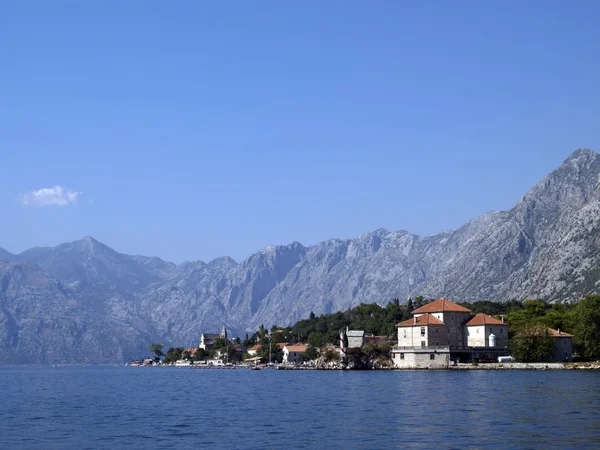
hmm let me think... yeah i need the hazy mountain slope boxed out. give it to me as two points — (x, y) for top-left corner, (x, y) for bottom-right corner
(414, 149), (600, 301)
(1, 148), (599, 362)
(0, 248), (15, 261)
(0, 261), (152, 363)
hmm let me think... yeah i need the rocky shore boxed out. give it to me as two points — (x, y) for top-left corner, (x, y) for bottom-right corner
(285, 360), (600, 370)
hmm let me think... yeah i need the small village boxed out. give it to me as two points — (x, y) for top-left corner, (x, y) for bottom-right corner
(131, 297), (582, 370)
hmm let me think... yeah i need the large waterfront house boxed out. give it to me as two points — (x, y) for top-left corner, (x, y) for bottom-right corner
(392, 298), (509, 368)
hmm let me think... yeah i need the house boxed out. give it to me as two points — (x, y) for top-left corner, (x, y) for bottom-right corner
(347, 330), (366, 348)
(392, 298), (509, 368)
(199, 326), (227, 351)
(247, 344), (261, 356)
(465, 313), (508, 348)
(393, 313), (450, 368)
(283, 344), (308, 363)
(548, 328), (573, 362)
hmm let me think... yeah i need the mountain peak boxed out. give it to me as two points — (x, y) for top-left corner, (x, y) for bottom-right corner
(564, 148), (599, 167)
(69, 236), (112, 256)
(568, 148), (597, 158)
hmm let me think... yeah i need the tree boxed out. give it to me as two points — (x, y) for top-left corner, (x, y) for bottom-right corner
(572, 295), (600, 359)
(407, 298), (414, 312)
(164, 347), (184, 364)
(149, 343), (164, 359)
(194, 348), (208, 361)
(509, 325), (555, 362)
(257, 340), (283, 363)
(299, 345), (318, 362)
(323, 349), (340, 363)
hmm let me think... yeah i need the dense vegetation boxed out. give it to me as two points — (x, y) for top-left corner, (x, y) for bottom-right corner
(152, 295), (600, 364)
(461, 296), (600, 361)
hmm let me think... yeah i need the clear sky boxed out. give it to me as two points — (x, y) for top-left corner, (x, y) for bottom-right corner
(1, 1), (599, 263)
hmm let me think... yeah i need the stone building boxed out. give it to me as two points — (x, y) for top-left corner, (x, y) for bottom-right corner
(392, 298), (509, 368)
(346, 330), (367, 348)
(548, 328), (573, 362)
(465, 313), (508, 348)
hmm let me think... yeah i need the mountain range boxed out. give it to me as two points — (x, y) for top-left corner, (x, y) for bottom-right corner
(1, 148), (599, 363)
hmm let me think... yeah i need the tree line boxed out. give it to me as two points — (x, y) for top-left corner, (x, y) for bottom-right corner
(149, 295), (600, 364)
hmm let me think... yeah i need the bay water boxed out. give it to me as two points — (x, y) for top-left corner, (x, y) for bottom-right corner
(1, 366), (599, 449)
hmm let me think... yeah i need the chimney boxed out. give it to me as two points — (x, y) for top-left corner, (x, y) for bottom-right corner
(414, 317), (417, 325)
(558, 329), (561, 335)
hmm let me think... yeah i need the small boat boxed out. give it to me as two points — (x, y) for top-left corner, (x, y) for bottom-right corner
(250, 365), (261, 371)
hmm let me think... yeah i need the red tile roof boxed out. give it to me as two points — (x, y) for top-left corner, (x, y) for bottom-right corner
(277, 342), (288, 349)
(367, 336), (389, 343)
(396, 313), (445, 327)
(248, 345), (262, 351)
(412, 298), (472, 314)
(548, 328), (573, 338)
(465, 313), (505, 326)
(284, 344), (308, 352)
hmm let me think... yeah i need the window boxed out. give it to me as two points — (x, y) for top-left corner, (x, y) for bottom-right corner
(564, 340), (568, 347)
(436, 328), (439, 334)
(421, 327), (426, 337)
(435, 341), (439, 347)
(500, 328), (504, 334)
(476, 328), (479, 334)
(400, 353), (404, 360)
(430, 354), (435, 360)
(421, 341), (425, 347)
(403, 329), (407, 338)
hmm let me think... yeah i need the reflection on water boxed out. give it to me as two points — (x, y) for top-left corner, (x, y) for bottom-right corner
(1, 367), (600, 449)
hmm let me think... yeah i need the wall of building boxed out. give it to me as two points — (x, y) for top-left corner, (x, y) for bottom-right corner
(392, 350), (450, 369)
(466, 325), (508, 348)
(552, 337), (572, 362)
(284, 350), (303, 363)
(347, 335), (365, 348)
(398, 325), (444, 347)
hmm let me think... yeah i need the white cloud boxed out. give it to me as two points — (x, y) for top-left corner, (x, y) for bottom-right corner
(21, 186), (83, 207)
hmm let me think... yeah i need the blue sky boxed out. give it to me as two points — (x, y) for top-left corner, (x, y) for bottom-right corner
(1, 1), (599, 263)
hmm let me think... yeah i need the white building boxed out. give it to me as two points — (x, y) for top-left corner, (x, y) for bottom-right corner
(283, 344), (308, 363)
(465, 313), (508, 348)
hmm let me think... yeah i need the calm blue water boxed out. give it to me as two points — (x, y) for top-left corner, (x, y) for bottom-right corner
(1, 366), (599, 449)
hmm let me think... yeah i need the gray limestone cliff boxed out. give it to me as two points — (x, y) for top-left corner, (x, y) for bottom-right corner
(1, 148), (599, 363)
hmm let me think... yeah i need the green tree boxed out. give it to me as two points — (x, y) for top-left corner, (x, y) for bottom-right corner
(149, 343), (164, 359)
(572, 295), (600, 359)
(163, 347), (184, 364)
(299, 345), (319, 362)
(323, 348), (340, 363)
(257, 340), (283, 363)
(509, 325), (555, 362)
(194, 348), (208, 361)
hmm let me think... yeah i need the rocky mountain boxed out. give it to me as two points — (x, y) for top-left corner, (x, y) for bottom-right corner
(1, 148), (599, 363)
